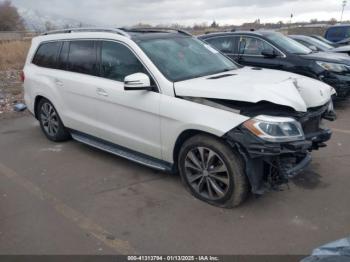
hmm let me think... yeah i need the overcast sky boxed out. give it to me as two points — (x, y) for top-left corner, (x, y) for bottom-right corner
(10, 0), (350, 26)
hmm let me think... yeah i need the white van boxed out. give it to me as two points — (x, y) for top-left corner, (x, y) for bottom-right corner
(23, 28), (336, 207)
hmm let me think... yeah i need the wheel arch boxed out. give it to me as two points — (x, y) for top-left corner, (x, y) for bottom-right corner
(34, 95), (59, 120)
(34, 95), (46, 119)
(172, 129), (226, 171)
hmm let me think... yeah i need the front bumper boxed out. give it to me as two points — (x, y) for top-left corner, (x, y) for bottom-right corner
(321, 73), (350, 97)
(224, 126), (332, 194)
(283, 153), (312, 178)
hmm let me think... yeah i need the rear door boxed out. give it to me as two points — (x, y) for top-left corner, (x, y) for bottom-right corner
(55, 40), (101, 135)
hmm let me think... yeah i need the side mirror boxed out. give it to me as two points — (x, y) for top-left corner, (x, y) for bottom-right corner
(261, 49), (278, 58)
(309, 45), (318, 52)
(124, 73), (151, 91)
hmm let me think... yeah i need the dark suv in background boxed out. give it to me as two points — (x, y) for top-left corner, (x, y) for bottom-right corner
(325, 24), (350, 43)
(199, 31), (350, 97)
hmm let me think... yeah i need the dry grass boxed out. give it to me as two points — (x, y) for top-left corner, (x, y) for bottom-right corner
(0, 40), (30, 70)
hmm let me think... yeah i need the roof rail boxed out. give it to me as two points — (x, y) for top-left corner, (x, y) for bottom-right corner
(41, 28), (130, 38)
(120, 27), (192, 36)
(204, 30), (233, 35)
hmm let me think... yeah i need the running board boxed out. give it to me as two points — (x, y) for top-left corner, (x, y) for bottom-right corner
(71, 131), (173, 172)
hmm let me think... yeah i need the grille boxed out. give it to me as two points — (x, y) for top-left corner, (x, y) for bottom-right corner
(302, 116), (321, 135)
(300, 103), (329, 136)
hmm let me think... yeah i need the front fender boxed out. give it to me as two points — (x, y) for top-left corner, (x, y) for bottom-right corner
(159, 95), (249, 163)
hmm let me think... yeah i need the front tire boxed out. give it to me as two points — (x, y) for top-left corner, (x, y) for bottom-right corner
(178, 134), (249, 208)
(38, 98), (70, 142)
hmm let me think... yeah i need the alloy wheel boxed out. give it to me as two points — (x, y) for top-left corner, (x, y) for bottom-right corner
(40, 102), (59, 137)
(184, 147), (230, 201)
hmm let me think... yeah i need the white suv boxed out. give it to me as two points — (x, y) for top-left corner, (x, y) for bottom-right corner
(24, 28), (336, 207)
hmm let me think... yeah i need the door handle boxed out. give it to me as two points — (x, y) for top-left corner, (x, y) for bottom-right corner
(54, 79), (64, 86)
(96, 88), (108, 97)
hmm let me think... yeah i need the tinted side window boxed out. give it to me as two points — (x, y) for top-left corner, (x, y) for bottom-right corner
(101, 41), (147, 82)
(326, 27), (350, 40)
(68, 41), (98, 75)
(239, 36), (275, 56)
(327, 27), (346, 39)
(205, 36), (237, 53)
(57, 41), (69, 70)
(32, 42), (61, 69)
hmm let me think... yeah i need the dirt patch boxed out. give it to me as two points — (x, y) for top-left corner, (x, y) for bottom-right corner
(0, 40), (30, 120)
(0, 40), (30, 71)
(0, 70), (28, 120)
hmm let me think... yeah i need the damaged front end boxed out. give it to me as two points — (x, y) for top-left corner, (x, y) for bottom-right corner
(223, 101), (336, 195)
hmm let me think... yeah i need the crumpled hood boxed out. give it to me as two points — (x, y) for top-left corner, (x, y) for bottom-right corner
(174, 67), (334, 112)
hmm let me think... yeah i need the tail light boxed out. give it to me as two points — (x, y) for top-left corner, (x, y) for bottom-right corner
(20, 71), (25, 82)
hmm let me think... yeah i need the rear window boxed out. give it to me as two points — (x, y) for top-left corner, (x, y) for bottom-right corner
(67, 41), (98, 76)
(32, 42), (61, 69)
(205, 36), (237, 53)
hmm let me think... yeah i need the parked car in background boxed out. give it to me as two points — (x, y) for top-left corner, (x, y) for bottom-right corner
(335, 37), (350, 46)
(311, 35), (340, 47)
(23, 28), (336, 208)
(290, 35), (350, 55)
(325, 24), (350, 43)
(199, 31), (350, 97)
(312, 34), (350, 47)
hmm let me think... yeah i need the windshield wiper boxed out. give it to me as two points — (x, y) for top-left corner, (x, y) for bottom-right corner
(174, 68), (237, 82)
(293, 52), (312, 55)
(207, 73), (236, 80)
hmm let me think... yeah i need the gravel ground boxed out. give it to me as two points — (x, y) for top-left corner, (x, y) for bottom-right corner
(0, 70), (29, 120)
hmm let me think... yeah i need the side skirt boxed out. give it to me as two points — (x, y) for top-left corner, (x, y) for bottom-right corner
(70, 130), (174, 173)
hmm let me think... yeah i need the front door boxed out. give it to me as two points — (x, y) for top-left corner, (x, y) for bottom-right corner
(235, 36), (286, 70)
(93, 41), (162, 159)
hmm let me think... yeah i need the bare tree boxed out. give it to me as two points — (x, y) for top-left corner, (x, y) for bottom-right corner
(211, 21), (219, 28)
(44, 21), (56, 31)
(329, 18), (337, 25)
(0, 0), (25, 31)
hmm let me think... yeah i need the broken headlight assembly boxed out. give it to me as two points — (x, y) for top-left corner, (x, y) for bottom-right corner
(243, 115), (305, 143)
(316, 61), (350, 73)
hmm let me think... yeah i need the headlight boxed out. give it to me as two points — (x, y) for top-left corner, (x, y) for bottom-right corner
(316, 61), (350, 73)
(328, 99), (334, 112)
(243, 115), (305, 142)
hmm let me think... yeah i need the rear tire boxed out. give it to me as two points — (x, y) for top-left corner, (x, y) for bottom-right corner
(178, 134), (249, 208)
(38, 98), (70, 142)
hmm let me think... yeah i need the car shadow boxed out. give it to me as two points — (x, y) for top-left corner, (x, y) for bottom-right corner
(291, 163), (329, 190)
(334, 96), (350, 110)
